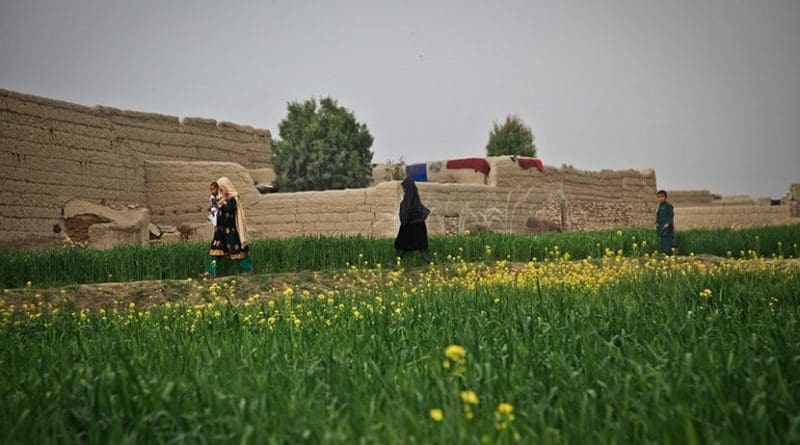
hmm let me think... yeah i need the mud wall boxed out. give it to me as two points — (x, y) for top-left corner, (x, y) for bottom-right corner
(675, 206), (795, 229)
(0, 89), (271, 248)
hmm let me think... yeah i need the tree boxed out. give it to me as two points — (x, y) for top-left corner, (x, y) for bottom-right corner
(272, 97), (374, 192)
(485, 115), (537, 157)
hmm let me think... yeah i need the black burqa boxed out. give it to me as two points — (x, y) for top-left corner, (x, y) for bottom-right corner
(394, 178), (430, 251)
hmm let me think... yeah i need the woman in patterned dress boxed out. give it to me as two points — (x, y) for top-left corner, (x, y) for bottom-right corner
(204, 177), (254, 277)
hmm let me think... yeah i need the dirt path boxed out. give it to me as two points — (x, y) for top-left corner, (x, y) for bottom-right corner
(4, 255), (795, 313)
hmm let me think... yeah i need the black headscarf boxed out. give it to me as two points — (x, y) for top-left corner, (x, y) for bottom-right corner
(399, 178), (429, 225)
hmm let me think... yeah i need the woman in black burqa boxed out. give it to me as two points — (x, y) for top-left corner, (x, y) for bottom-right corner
(394, 178), (432, 264)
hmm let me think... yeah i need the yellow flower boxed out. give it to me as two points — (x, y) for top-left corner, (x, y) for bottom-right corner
(699, 289), (713, 299)
(430, 409), (444, 422)
(460, 390), (479, 405)
(444, 344), (466, 363)
(497, 402), (514, 415)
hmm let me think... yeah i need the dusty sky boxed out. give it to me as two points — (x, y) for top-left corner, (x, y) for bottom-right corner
(1, 0), (798, 197)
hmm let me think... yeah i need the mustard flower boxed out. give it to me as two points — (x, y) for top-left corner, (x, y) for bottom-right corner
(460, 390), (479, 405)
(497, 403), (514, 415)
(445, 344), (466, 362)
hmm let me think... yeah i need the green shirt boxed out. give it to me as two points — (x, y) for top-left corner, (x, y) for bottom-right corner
(656, 201), (674, 237)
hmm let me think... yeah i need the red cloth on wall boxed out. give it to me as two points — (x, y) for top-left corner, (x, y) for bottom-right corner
(445, 158), (491, 175)
(517, 157), (544, 172)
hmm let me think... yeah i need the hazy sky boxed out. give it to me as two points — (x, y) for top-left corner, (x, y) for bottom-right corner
(2, 0), (798, 197)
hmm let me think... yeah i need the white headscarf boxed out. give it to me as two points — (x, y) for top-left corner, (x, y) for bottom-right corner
(217, 177), (249, 246)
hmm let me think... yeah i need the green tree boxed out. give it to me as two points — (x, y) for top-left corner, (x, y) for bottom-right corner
(273, 97), (374, 192)
(485, 115), (537, 157)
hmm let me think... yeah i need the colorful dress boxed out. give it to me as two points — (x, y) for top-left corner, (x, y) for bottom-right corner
(209, 198), (249, 260)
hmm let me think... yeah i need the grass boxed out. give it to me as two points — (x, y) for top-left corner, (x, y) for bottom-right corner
(2, 225), (799, 289)
(1, 254), (799, 443)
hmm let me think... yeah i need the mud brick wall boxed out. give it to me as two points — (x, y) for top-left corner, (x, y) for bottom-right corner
(0, 89), (271, 248)
(144, 161), (263, 227)
(146, 161), (400, 239)
(258, 183), (399, 238)
(666, 190), (714, 207)
(489, 159), (655, 231)
(548, 165), (656, 231)
(416, 158), (656, 235)
(148, 157), (658, 240)
(0, 88), (667, 248)
(676, 205), (795, 229)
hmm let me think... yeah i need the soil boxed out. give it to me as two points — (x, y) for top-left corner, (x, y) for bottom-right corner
(1, 268), (386, 312)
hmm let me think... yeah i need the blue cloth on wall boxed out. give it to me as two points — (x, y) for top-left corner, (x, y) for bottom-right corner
(406, 163), (428, 182)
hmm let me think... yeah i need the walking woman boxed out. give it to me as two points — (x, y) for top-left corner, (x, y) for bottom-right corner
(394, 177), (432, 264)
(204, 177), (254, 277)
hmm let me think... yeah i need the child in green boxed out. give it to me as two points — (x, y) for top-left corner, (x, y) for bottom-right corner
(656, 190), (675, 255)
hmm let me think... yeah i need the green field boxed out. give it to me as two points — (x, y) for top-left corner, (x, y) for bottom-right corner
(1, 227), (799, 443)
(2, 225), (799, 288)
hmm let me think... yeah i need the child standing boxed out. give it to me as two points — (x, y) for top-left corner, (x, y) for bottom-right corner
(656, 189), (675, 255)
(208, 181), (220, 227)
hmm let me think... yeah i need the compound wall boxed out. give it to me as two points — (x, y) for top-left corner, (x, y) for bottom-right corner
(675, 206), (795, 229)
(0, 89), (271, 248)
(1, 89), (680, 249)
(145, 157), (657, 244)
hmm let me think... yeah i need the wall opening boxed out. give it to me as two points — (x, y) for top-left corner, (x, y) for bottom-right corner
(64, 214), (111, 244)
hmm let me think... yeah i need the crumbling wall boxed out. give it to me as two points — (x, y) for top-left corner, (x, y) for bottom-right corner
(0, 89), (271, 248)
(62, 200), (150, 249)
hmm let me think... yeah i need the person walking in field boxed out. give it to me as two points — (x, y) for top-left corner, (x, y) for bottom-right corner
(203, 177), (254, 277)
(656, 189), (675, 255)
(394, 177), (432, 265)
